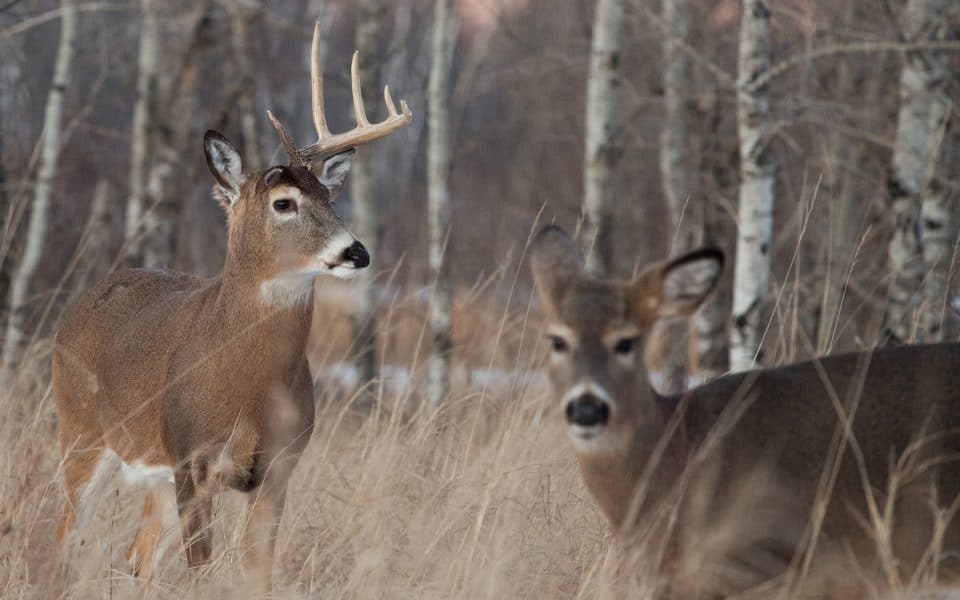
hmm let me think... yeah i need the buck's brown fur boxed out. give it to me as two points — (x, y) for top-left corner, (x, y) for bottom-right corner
(53, 134), (367, 589)
(530, 224), (960, 596)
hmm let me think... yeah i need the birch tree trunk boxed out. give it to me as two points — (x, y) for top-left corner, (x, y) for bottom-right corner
(729, 0), (775, 372)
(883, 0), (954, 344)
(919, 118), (957, 341)
(691, 92), (731, 381)
(352, 0), (385, 391)
(581, 0), (623, 277)
(230, 0), (265, 169)
(657, 0), (697, 392)
(124, 0), (159, 254)
(427, 0), (454, 411)
(139, 3), (213, 270)
(1, 0), (78, 374)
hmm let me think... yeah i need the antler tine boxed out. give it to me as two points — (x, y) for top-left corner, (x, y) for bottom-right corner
(311, 21), (331, 139)
(384, 85), (397, 117)
(351, 52), (370, 127)
(267, 110), (304, 167)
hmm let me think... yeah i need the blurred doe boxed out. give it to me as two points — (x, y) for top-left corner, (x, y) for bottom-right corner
(530, 224), (960, 596)
(51, 23), (410, 592)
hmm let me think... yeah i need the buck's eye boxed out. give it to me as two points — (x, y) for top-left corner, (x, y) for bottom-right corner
(548, 335), (569, 353)
(272, 198), (296, 213)
(613, 337), (639, 355)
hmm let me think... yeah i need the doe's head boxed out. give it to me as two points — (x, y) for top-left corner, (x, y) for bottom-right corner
(203, 131), (367, 288)
(529, 225), (723, 453)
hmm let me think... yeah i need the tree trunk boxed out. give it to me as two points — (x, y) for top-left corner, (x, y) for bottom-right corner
(919, 117), (958, 342)
(882, 0), (955, 345)
(124, 0), (159, 256)
(1, 0), (78, 374)
(581, 0), (623, 277)
(427, 0), (454, 411)
(230, 0), (265, 169)
(729, 0), (775, 372)
(351, 0), (386, 392)
(657, 0), (698, 392)
(139, 3), (213, 270)
(72, 179), (118, 300)
(691, 90), (730, 381)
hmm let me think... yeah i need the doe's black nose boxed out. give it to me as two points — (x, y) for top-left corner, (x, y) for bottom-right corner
(343, 241), (370, 268)
(565, 394), (610, 427)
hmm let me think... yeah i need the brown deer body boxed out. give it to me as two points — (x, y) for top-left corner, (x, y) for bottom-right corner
(53, 23), (410, 590)
(529, 225), (960, 595)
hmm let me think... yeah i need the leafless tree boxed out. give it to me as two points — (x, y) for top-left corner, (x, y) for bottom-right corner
(352, 0), (387, 390)
(1, 0), (78, 375)
(124, 0), (158, 255)
(729, 0), (775, 372)
(883, 0), (957, 344)
(427, 0), (454, 410)
(581, 0), (623, 276)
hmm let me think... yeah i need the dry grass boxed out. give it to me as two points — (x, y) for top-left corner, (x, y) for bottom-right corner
(0, 279), (620, 599)
(1, 251), (959, 599)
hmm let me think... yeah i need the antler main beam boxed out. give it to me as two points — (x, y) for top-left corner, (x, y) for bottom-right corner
(269, 22), (413, 166)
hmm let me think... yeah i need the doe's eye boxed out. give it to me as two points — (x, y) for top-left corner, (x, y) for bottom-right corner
(548, 336), (569, 353)
(272, 198), (296, 213)
(613, 337), (639, 355)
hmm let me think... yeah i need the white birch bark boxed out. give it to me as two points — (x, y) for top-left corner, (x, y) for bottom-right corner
(124, 0), (159, 251)
(919, 119), (957, 341)
(582, 0), (623, 277)
(729, 0), (775, 372)
(1, 0), (78, 373)
(883, 0), (954, 344)
(427, 0), (454, 411)
(351, 0), (385, 390)
(658, 0), (696, 392)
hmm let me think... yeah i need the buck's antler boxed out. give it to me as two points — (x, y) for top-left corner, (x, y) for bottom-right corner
(268, 22), (413, 167)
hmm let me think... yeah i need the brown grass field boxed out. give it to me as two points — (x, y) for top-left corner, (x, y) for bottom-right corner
(2, 268), (959, 599)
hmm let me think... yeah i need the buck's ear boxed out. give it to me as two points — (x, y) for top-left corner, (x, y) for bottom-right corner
(317, 149), (355, 199)
(529, 225), (584, 316)
(632, 248), (723, 321)
(204, 130), (246, 207)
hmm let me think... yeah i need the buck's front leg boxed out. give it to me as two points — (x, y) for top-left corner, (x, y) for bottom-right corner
(175, 463), (212, 571)
(240, 453), (298, 594)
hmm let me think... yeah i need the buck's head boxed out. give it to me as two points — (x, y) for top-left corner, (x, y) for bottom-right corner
(529, 225), (723, 454)
(203, 22), (412, 305)
(204, 131), (367, 290)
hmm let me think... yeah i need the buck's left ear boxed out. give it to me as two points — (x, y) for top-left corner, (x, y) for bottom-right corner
(632, 248), (723, 320)
(204, 130), (246, 207)
(317, 149), (355, 199)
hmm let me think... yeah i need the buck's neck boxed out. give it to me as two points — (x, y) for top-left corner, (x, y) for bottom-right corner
(575, 384), (687, 535)
(210, 254), (316, 358)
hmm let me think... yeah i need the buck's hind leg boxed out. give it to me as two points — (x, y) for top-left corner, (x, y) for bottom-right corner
(175, 463), (212, 570)
(56, 445), (120, 560)
(127, 483), (179, 578)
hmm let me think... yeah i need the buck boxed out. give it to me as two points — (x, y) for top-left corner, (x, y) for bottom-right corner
(529, 225), (960, 595)
(52, 23), (410, 590)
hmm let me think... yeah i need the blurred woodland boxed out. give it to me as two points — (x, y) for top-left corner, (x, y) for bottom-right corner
(1, 0), (959, 390)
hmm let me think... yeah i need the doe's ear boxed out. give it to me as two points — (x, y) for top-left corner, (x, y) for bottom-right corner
(317, 149), (355, 199)
(631, 248), (723, 321)
(529, 225), (584, 317)
(204, 130), (246, 207)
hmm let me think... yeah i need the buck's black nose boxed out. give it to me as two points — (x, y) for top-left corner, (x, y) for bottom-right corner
(343, 241), (370, 268)
(566, 394), (610, 427)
